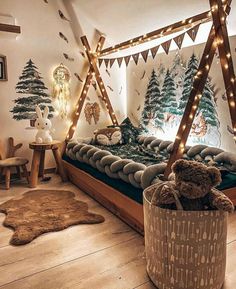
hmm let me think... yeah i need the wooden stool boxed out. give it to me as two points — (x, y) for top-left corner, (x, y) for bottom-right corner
(0, 137), (29, 190)
(29, 141), (67, 188)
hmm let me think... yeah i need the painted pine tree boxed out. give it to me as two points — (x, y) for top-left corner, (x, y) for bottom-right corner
(161, 69), (178, 115)
(178, 54), (219, 129)
(199, 79), (219, 127)
(177, 54), (198, 116)
(140, 69), (164, 130)
(11, 59), (54, 122)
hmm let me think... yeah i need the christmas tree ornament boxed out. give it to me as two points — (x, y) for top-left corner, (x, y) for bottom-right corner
(11, 59), (54, 127)
(52, 63), (71, 119)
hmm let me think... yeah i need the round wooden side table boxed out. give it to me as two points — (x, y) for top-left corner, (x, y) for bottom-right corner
(29, 141), (67, 188)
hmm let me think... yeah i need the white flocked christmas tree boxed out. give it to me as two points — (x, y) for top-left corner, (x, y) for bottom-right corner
(11, 59), (54, 122)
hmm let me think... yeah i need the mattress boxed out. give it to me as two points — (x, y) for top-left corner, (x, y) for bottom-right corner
(65, 135), (236, 197)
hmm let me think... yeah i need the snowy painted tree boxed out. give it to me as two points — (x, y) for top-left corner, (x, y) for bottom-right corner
(177, 54), (198, 116)
(178, 54), (219, 128)
(140, 69), (164, 130)
(161, 69), (178, 115)
(11, 59), (54, 122)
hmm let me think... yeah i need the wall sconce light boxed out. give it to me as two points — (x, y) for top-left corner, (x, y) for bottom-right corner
(52, 63), (71, 119)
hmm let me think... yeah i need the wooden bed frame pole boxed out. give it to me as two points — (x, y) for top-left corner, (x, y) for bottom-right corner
(81, 36), (118, 126)
(66, 36), (106, 140)
(100, 10), (211, 56)
(164, 0), (233, 178)
(210, 0), (236, 140)
(164, 26), (217, 178)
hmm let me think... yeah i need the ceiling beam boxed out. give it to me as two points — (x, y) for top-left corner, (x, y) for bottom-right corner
(0, 23), (21, 34)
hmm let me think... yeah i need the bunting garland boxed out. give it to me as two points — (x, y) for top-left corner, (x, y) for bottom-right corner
(98, 22), (201, 68)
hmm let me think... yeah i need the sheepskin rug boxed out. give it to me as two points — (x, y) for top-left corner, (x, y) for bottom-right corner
(0, 190), (105, 245)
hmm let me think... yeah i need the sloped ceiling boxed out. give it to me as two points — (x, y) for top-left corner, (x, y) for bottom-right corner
(70, 0), (236, 51)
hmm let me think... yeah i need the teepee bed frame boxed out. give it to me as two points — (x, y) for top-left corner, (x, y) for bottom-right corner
(63, 0), (236, 233)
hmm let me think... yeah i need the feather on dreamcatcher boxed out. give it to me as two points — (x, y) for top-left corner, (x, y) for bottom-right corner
(84, 102), (100, 125)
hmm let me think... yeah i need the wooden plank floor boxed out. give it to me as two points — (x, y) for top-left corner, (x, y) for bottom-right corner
(0, 175), (235, 289)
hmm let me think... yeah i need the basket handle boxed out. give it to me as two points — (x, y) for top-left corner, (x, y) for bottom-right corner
(172, 190), (183, 210)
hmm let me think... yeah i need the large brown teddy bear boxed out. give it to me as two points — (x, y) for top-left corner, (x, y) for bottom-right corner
(151, 159), (234, 212)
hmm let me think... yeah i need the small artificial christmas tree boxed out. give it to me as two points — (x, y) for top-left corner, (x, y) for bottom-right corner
(11, 59), (54, 123)
(140, 69), (164, 130)
(161, 69), (178, 115)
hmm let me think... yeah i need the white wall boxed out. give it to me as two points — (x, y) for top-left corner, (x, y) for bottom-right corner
(127, 37), (236, 153)
(0, 0), (126, 169)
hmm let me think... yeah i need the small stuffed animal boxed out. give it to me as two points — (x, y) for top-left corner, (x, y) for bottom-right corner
(151, 159), (234, 212)
(35, 105), (53, 144)
(94, 128), (122, 146)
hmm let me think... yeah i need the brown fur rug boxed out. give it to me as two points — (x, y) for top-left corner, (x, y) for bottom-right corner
(0, 190), (105, 245)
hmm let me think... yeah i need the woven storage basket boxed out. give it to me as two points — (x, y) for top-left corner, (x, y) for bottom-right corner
(143, 184), (228, 289)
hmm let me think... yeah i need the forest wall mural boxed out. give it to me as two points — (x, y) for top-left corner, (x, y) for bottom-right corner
(127, 37), (236, 153)
(11, 59), (54, 127)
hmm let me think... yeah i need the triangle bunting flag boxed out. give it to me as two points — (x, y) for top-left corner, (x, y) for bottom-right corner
(132, 53), (140, 65)
(173, 33), (185, 49)
(187, 23), (200, 42)
(150, 46), (159, 59)
(109, 58), (116, 68)
(161, 39), (172, 55)
(98, 59), (103, 67)
(124, 55), (131, 66)
(141, 50), (149, 62)
(117, 57), (123, 67)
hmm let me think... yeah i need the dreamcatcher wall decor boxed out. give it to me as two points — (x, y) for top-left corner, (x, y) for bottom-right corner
(84, 102), (100, 125)
(52, 63), (71, 119)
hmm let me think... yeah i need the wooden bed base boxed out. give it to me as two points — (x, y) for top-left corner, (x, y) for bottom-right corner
(63, 160), (236, 235)
(63, 160), (144, 235)
(222, 187), (236, 206)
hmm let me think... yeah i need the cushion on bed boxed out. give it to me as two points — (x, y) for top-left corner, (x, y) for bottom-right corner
(108, 117), (141, 144)
(214, 152), (236, 171)
(94, 128), (122, 146)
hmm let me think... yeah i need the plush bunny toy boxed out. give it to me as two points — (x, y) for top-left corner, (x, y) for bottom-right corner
(35, 105), (53, 144)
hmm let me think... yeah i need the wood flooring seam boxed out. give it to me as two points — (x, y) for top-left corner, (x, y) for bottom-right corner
(0, 236), (138, 288)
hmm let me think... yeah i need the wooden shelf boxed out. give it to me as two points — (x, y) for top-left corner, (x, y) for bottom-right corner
(0, 23), (21, 34)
